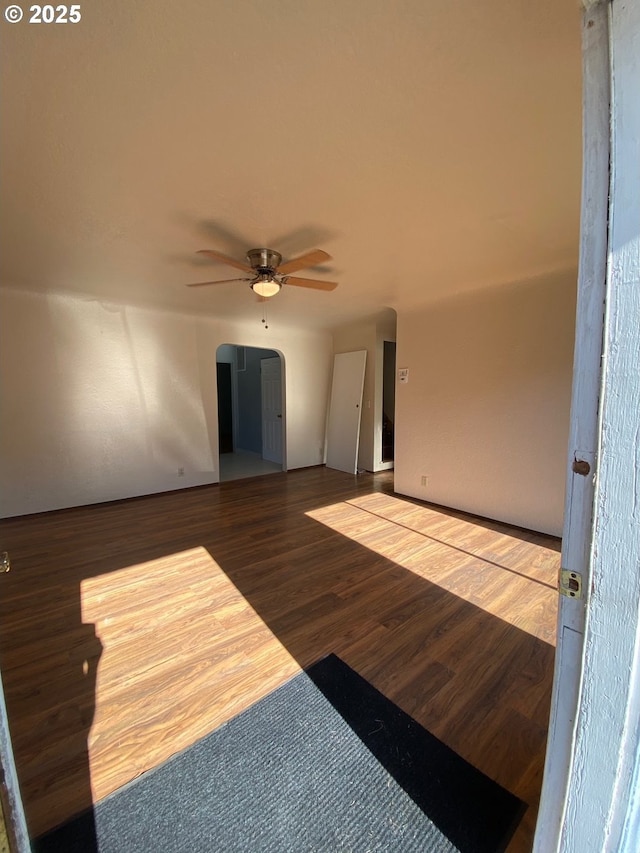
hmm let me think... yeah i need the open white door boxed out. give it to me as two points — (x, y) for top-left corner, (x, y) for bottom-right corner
(325, 350), (367, 474)
(261, 357), (283, 465)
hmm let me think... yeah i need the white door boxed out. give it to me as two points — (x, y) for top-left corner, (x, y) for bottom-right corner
(261, 357), (283, 465)
(326, 350), (367, 474)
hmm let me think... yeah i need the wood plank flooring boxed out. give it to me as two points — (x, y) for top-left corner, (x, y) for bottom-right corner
(0, 467), (560, 850)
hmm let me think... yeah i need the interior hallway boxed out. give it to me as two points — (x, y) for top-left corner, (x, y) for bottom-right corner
(218, 449), (282, 482)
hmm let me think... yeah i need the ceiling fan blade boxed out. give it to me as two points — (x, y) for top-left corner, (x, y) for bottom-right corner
(186, 278), (251, 288)
(197, 249), (253, 273)
(277, 249), (332, 275)
(284, 276), (338, 291)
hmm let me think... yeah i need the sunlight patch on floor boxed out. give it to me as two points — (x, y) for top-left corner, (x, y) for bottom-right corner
(80, 547), (298, 803)
(306, 492), (559, 645)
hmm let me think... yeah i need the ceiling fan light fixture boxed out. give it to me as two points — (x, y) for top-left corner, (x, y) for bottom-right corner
(188, 246), (337, 297)
(251, 277), (281, 298)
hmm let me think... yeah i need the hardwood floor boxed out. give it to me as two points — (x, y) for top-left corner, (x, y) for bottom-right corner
(0, 467), (560, 850)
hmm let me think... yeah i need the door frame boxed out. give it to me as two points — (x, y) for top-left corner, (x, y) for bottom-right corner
(215, 344), (286, 477)
(0, 668), (29, 851)
(535, 1), (640, 849)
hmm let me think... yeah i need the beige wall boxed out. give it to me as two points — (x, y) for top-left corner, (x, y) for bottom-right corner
(394, 272), (576, 536)
(1, 278), (574, 535)
(0, 289), (332, 517)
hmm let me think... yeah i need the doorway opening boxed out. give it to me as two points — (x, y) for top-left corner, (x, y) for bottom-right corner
(382, 341), (396, 464)
(216, 344), (285, 482)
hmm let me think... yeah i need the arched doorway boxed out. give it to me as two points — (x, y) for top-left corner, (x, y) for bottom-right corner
(216, 345), (285, 482)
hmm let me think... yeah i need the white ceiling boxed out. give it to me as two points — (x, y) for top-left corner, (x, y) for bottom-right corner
(0, 0), (582, 330)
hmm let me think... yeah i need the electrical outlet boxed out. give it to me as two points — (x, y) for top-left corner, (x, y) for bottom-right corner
(421, 475), (428, 486)
(178, 467), (185, 477)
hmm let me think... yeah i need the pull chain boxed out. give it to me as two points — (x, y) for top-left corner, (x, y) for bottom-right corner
(261, 299), (269, 329)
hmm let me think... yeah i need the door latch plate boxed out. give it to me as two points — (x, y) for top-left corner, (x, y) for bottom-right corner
(559, 569), (582, 599)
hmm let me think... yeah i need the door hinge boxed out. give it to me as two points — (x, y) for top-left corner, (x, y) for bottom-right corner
(559, 569), (583, 599)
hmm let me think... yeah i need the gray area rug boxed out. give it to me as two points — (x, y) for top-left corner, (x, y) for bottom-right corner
(35, 654), (525, 852)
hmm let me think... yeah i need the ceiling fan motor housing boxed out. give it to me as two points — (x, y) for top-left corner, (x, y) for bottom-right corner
(247, 248), (282, 273)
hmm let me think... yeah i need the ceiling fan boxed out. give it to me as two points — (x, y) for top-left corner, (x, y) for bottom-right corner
(187, 247), (338, 298)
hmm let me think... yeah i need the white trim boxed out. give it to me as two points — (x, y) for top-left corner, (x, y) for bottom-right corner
(0, 670), (30, 852)
(534, 1), (611, 846)
(537, 0), (640, 849)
